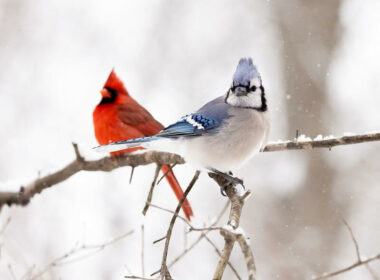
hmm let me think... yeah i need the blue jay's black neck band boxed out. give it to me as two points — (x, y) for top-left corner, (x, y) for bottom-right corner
(258, 85), (267, 112)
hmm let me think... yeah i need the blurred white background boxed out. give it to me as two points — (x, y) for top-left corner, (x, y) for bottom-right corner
(0, 0), (379, 279)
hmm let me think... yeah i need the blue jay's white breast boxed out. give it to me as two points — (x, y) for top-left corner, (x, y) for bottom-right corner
(183, 108), (270, 172)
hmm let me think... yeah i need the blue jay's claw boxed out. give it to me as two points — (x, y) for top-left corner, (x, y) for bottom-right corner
(209, 169), (245, 196)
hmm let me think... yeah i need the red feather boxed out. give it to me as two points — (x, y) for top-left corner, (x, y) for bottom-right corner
(93, 70), (193, 220)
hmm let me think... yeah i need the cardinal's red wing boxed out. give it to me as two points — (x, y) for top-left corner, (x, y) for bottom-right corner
(117, 101), (164, 136)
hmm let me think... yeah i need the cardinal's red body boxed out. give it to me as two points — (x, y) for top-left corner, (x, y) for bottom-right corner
(93, 70), (193, 220)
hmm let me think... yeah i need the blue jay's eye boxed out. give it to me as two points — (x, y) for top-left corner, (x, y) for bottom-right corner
(250, 85), (257, 92)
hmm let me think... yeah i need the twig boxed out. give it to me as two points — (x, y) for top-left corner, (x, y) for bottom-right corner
(208, 172), (255, 280)
(8, 264), (17, 280)
(142, 165), (161, 216)
(151, 171), (200, 279)
(28, 229), (134, 280)
(312, 254), (380, 279)
(157, 164), (177, 185)
(0, 217), (11, 235)
(167, 201), (230, 268)
(141, 225), (145, 278)
(236, 235), (256, 279)
(148, 203), (190, 227)
(125, 276), (157, 280)
(313, 220), (380, 279)
(342, 219), (361, 261)
(129, 166), (135, 184)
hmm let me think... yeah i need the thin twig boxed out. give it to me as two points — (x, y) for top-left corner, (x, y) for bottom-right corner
(29, 230), (134, 280)
(141, 225), (145, 278)
(125, 276), (157, 280)
(0, 217), (11, 235)
(342, 219), (361, 261)
(167, 201), (230, 268)
(312, 254), (380, 279)
(142, 165), (161, 216)
(313, 219), (380, 279)
(157, 164), (177, 185)
(148, 203), (190, 226)
(8, 264), (17, 280)
(129, 166), (135, 184)
(151, 171), (200, 279)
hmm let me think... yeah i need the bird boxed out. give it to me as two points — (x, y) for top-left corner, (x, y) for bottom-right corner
(95, 58), (270, 186)
(92, 70), (194, 220)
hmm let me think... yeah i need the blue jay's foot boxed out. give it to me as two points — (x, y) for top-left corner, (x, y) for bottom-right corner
(208, 169), (244, 196)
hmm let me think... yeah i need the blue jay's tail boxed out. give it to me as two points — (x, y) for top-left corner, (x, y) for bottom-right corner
(94, 136), (160, 153)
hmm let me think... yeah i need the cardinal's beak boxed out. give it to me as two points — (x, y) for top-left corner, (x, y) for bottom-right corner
(100, 88), (111, 98)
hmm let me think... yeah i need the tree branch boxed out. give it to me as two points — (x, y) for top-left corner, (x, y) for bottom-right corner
(263, 132), (380, 152)
(313, 254), (380, 280)
(313, 219), (380, 279)
(0, 146), (184, 210)
(151, 170), (200, 279)
(1, 132), (379, 211)
(208, 173), (255, 280)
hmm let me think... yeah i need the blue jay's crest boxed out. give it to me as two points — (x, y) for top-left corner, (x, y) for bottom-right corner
(232, 58), (260, 87)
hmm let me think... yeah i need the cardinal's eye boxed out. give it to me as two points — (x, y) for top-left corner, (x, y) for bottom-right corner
(105, 87), (118, 96)
(250, 85), (257, 92)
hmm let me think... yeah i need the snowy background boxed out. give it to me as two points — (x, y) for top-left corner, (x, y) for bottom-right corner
(0, 0), (379, 279)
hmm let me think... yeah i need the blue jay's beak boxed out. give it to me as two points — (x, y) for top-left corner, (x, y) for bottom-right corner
(235, 86), (248, 96)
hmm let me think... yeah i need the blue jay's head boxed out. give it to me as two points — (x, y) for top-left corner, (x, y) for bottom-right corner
(225, 58), (267, 111)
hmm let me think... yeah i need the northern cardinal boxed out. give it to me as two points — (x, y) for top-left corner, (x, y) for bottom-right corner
(93, 70), (193, 220)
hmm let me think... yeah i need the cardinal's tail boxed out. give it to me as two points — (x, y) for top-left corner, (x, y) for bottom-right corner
(161, 165), (194, 221)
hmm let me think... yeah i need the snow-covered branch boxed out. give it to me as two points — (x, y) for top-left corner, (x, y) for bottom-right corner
(1, 132), (380, 210)
(264, 132), (380, 152)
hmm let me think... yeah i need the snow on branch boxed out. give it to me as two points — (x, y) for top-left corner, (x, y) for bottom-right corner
(264, 131), (380, 152)
(1, 132), (380, 210)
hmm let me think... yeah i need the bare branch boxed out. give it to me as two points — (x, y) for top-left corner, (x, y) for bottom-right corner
(167, 201), (230, 268)
(157, 164), (177, 185)
(28, 229), (134, 280)
(203, 234), (242, 280)
(342, 219), (361, 261)
(208, 172), (256, 280)
(0, 148), (184, 210)
(141, 225), (145, 278)
(125, 276), (157, 280)
(313, 220), (380, 279)
(142, 165), (161, 216)
(151, 171), (200, 279)
(313, 254), (380, 279)
(236, 235), (256, 280)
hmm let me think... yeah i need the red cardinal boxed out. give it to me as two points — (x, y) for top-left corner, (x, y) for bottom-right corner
(93, 70), (193, 220)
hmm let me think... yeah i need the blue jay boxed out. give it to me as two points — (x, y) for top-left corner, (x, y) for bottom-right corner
(96, 58), (269, 185)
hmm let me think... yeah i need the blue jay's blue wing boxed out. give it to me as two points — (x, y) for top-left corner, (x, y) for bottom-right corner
(157, 96), (232, 138)
(157, 114), (219, 138)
